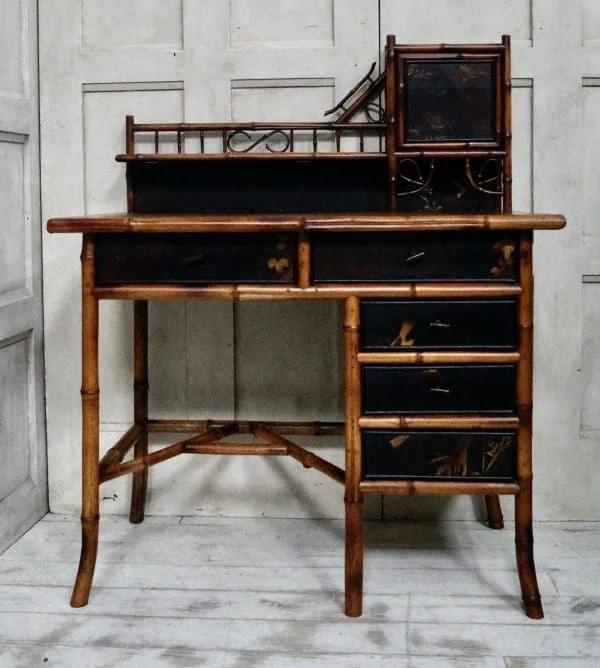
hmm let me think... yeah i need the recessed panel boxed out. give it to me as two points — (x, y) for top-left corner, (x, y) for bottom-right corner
(581, 284), (600, 431)
(381, 0), (532, 43)
(0, 139), (26, 294)
(83, 88), (183, 213)
(82, 0), (183, 50)
(230, 0), (334, 47)
(0, 0), (23, 95)
(511, 82), (533, 212)
(0, 338), (30, 502)
(83, 87), (183, 425)
(583, 1), (600, 46)
(583, 86), (600, 236)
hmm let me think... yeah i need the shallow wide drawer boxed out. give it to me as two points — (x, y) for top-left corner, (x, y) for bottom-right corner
(311, 231), (518, 283)
(94, 233), (297, 285)
(362, 430), (516, 481)
(362, 364), (515, 414)
(361, 299), (517, 350)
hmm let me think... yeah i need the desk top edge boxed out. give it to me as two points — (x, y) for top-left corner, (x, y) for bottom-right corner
(47, 212), (566, 234)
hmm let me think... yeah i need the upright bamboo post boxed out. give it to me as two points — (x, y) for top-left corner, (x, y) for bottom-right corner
(125, 115), (135, 212)
(502, 35), (512, 212)
(385, 34), (397, 212)
(130, 300), (149, 523)
(71, 235), (100, 608)
(344, 296), (363, 617)
(484, 36), (512, 530)
(515, 231), (543, 619)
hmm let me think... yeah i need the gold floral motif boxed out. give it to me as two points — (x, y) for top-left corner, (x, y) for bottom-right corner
(389, 434), (410, 449)
(267, 257), (291, 275)
(431, 436), (470, 476)
(491, 240), (516, 278)
(482, 436), (512, 473)
(390, 320), (416, 347)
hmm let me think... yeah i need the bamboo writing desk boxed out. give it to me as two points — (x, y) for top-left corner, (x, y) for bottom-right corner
(47, 36), (565, 619)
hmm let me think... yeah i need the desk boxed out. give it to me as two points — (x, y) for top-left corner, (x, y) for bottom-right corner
(47, 35), (566, 618)
(47, 212), (564, 619)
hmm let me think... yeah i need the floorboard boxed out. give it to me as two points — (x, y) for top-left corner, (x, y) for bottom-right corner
(0, 516), (598, 666)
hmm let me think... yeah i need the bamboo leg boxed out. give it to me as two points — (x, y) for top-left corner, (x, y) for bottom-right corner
(514, 232), (543, 619)
(484, 495), (504, 529)
(71, 236), (100, 608)
(344, 296), (363, 617)
(515, 480), (543, 619)
(345, 498), (364, 617)
(130, 300), (149, 524)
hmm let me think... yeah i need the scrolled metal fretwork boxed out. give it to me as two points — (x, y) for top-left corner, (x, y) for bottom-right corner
(226, 129), (292, 154)
(324, 61), (386, 124)
(465, 158), (503, 196)
(397, 158), (436, 197)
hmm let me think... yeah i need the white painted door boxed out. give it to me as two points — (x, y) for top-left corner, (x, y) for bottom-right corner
(0, 0), (48, 552)
(40, 0), (380, 518)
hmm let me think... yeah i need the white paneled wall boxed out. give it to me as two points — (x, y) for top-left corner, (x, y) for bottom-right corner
(40, 0), (599, 520)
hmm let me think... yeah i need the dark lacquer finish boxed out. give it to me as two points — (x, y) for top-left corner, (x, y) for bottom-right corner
(311, 231), (518, 283)
(361, 364), (515, 414)
(129, 160), (387, 215)
(362, 430), (515, 480)
(361, 299), (517, 351)
(403, 60), (497, 143)
(95, 233), (297, 284)
(396, 158), (502, 213)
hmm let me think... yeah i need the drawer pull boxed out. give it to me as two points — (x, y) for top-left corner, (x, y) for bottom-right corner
(428, 320), (451, 328)
(404, 251), (426, 263)
(429, 386), (451, 395)
(184, 253), (205, 266)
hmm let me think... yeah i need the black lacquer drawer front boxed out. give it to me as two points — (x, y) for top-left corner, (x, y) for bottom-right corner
(94, 233), (297, 285)
(311, 231), (518, 283)
(362, 364), (515, 414)
(362, 430), (516, 481)
(361, 299), (517, 350)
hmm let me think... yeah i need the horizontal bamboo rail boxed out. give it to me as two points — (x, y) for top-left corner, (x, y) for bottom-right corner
(358, 415), (519, 429)
(92, 283), (523, 301)
(359, 480), (520, 495)
(116, 152), (386, 162)
(357, 351), (520, 365)
(183, 442), (288, 456)
(146, 419), (344, 435)
(47, 212), (566, 234)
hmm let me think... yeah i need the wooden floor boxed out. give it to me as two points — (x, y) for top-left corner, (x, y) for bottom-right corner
(0, 515), (598, 666)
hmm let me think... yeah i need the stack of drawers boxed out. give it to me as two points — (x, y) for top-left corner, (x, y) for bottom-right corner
(359, 297), (518, 482)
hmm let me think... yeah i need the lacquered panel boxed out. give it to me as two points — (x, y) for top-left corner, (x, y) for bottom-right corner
(362, 430), (516, 481)
(362, 364), (515, 414)
(361, 299), (517, 351)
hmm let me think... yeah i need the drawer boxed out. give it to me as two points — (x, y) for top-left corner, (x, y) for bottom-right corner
(361, 299), (517, 351)
(362, 364), (515, 414)
(362, 430), (515, 481)
(311, 231), (518, 283)
(94, 233), (297, 285)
